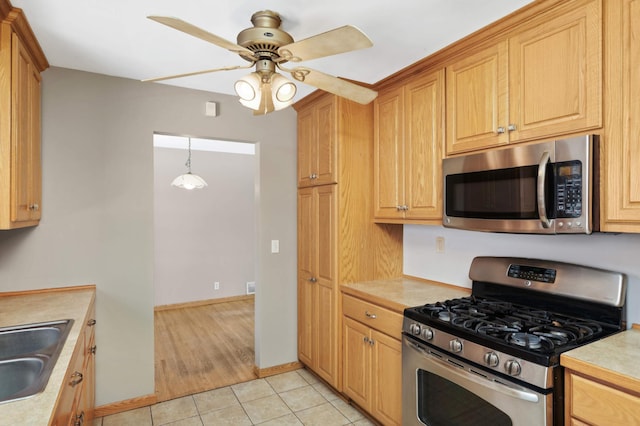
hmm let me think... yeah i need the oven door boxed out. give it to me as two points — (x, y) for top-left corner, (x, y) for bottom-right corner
(402, 336), (552, 426)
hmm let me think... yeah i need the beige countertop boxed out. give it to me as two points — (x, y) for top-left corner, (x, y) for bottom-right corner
(341, 276), (471, 313)
(561, 325), (640, 394)
(0, 286), (96, 426)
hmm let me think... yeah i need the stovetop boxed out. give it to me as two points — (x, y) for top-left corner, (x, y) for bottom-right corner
(403, 295), (616, 366)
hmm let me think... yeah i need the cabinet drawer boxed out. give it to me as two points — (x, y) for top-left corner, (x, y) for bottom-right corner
(342, 294), (403, 339)
(569, 373), (640, 426)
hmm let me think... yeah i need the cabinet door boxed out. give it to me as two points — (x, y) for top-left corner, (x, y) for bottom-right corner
(371, 330), (402, 426)
(297, 96), (337, 187)
(404, 69), (444, 220)
(11, 33), (41, 224)
(314, 185), (338, 387)
(373, 87), (404, 219)
(297, 187), (315, 366)
(343, 317), (370, 411)
(602, 0), (640, 232)
(508, 0), (602, 142)
(446, 41), (508, 154)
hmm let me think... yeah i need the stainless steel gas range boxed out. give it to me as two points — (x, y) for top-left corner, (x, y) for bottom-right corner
(402, 257), (627, 426)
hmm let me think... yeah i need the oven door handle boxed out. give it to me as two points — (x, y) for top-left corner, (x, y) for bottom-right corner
(537, 151), (552, 229)
(407, 340), (540, 403)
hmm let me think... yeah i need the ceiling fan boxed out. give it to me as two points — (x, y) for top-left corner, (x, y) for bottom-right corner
(144, 10), (378, 115)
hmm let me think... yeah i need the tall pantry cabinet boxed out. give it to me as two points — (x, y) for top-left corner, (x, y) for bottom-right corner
(295, 91), (402, 390)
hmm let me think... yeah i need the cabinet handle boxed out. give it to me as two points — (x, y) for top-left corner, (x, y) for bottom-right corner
(28, 203), (39, 211)
(309, 277), (317, 283)
(507, 124), (517, 131)
(365, 311), (377, 319)
(397, 205), (409, 211)
(496, 127), (506, 134)
(87, 319), (97, 326)
(69, 371), (83, 387)
(74, 411), (85, 426)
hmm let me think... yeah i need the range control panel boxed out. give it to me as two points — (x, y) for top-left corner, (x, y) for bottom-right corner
(508, 264), (557, 283)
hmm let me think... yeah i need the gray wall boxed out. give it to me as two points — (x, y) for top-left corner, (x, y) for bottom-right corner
(0, 67), (297, 406)
(404, 226), (640, 326)
(154, 146), (257, 305)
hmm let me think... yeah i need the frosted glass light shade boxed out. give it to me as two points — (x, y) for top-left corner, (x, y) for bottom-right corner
(171, 172), (208, 190)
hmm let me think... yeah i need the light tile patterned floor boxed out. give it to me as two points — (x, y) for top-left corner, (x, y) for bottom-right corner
(94, 369), (377, 426)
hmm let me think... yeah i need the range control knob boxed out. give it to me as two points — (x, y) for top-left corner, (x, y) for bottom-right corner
(422, 327), (434, 341)
(409, 323), (421, 336)
(505, 359), (522, 376)
(449, 339), (463, 353)
(484, 352), (499, 367)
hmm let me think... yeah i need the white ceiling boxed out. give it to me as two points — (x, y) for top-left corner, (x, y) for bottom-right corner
(12, 0), (532, 101)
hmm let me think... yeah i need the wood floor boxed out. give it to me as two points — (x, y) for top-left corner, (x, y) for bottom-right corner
(154, 297), (256, 402)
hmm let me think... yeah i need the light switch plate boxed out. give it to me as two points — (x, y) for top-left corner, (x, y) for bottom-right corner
(271, 240), (280, 253)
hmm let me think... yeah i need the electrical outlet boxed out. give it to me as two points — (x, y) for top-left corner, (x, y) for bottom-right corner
(214, 281), (220, 290)
(436, 236), (445, 253)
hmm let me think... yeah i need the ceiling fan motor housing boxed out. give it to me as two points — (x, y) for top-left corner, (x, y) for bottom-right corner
(237, 10), (293, 62)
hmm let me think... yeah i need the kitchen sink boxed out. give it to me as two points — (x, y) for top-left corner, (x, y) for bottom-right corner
(0, 319), (73, 404)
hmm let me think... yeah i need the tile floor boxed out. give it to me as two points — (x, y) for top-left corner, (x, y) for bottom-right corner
(94, 369), (376, 426)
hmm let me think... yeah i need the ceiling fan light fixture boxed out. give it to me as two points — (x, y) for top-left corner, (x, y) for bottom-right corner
(271, 73), (297, 103)
(234, 72), (261, 101)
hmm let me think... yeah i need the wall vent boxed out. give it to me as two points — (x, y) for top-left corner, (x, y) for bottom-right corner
(246, 281), (256, 295)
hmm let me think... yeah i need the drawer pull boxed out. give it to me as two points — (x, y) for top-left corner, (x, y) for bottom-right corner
(365, 311), (377, 319)
(69, 371), (83, 387)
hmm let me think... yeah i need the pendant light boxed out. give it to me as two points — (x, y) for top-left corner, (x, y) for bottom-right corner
(171, 138), (207, 190)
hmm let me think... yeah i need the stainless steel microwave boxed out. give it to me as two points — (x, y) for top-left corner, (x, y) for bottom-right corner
(442, 135), (599, 234)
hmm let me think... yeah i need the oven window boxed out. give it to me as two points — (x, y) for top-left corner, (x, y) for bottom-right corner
(417, 369), (512, 426)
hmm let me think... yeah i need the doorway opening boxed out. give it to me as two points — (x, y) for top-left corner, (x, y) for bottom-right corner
(152, 133), (258, 401)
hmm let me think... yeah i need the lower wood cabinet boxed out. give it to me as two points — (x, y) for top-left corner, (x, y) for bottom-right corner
(564, 370), (640, 426)
(52, 301), (96, 426)
(342, 294), (402, 426)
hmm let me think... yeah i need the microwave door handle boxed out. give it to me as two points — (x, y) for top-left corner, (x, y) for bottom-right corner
(537, 151), (552, 228)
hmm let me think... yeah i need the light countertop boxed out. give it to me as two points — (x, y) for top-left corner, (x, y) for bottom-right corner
(341, 276), (471, 313)
(0, 286), (96, 426)
(561, 325), (640, 394)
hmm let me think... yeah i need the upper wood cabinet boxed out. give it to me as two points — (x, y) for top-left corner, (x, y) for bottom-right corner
(0, 8), (48, 229)
(446, 0), (602, 155)
(601, 0), (640, 232)
(374, 69), (444, 223)
(297, 95), (336, 187)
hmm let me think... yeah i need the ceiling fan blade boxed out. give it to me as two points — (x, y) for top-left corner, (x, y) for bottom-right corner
(286, 66), (377, 104)
(148, 16), (256, 60)
(142, 63), (253, 83)
(277, 25), (372, 63)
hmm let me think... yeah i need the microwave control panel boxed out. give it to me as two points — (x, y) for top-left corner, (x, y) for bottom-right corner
(555, 161), (582, 218)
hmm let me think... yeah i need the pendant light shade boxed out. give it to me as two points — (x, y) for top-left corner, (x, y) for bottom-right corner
(171, 138), (207, 190)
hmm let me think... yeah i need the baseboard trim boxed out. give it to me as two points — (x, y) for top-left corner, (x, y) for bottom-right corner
(253, 361), (303, 378)
(154, 294), (255, 312)
(94, 393), (157, 418)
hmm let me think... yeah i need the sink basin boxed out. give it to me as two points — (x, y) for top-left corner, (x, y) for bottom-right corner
(0, 319), (73, 404)
(0, 357), (47, 402)
(0, 326), (62, 359)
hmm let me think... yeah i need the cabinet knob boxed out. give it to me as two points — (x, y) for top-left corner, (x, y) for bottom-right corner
(496, 127), (506, 134)
(363, 336), (369, 343)
(309, 277), (317, 283)
(90, 345), (97, 355)
(87, 319), (97, 326)
(28, 203), (39, 211)
(69, 371), (83, 387)
(365, 311), (377, 319)
(74, 411), (85, 426)
(309, 173), (318, 179)
(507, 124), (517, 131)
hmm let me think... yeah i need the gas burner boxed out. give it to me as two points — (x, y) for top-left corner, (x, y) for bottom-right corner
(506, 332), (554, 350)
(438, 311), (454, 322)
